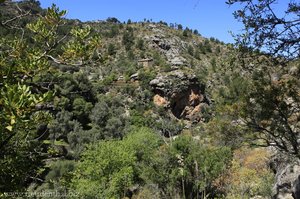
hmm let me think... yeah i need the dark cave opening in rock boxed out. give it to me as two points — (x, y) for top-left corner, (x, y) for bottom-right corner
(170, 87), (204, 120)
(170, 94), (190, 119)
(171, 102), (183, 119)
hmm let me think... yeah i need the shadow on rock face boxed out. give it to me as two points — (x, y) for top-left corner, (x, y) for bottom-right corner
(150, 70), (209, 122)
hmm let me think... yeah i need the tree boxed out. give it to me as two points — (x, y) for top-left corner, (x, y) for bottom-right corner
(226, 0), (300, 159)
(143, 134), (232, 198)
(122, 27), (135, 51)
(71, 139), (136, 198)
(177, 24), (183, 30)
(106, 17), (120, 24)
(107, 43), (116, 55)
(30, 160), (76, 195)
(183, 28), (189, 37)
(70, 127), (162, 198)
(0, 4), (65, 192)
(136, 38), (145, 50)
(187, 45), (194, 56)
(242, 69), (300, 158)
(211, 147), (274, 198)
(0, 3), (101, 192)
(106, 24), (119, 38)
(226, 0), (300, 59)
(70, 128), (231, 198)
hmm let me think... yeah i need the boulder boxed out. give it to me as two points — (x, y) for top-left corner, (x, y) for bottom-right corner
(153, 94), (168, 106)
(271, 154), (300, 199)
(169, 56), (186, 66)
(289, 66), (299, 75)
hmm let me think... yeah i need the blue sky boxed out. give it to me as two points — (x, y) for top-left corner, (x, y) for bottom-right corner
(39, 0), (244, 43)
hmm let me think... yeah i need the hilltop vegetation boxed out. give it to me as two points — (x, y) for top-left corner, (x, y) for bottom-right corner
(0, 0), (299, 198)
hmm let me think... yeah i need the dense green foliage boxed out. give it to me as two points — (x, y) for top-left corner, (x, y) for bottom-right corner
(0, 1), (100, 193)
(2, 0), (299, 198)
(70, 128), (231, 198)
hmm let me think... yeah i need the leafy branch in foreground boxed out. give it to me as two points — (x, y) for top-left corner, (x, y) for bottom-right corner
(0, 3), (101, 192)
(227, 0), (300, 59)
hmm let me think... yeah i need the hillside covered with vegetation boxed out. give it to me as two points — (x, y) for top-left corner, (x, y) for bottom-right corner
(0, 0), (299, 198)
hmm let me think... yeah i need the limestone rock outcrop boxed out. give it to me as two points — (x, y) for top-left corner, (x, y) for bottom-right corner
(144, 26), (187, 66)
(271, 154), (300, 199)
(150, 70), (209, 122)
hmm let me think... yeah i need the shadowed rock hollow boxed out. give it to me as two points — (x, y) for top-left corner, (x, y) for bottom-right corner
(150, 70), (209, 122)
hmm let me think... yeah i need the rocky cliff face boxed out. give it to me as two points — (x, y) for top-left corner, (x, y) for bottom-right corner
(144, 24), (187, 66)
(150, 69), (209, 122)
(271, 154), (300, 199)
